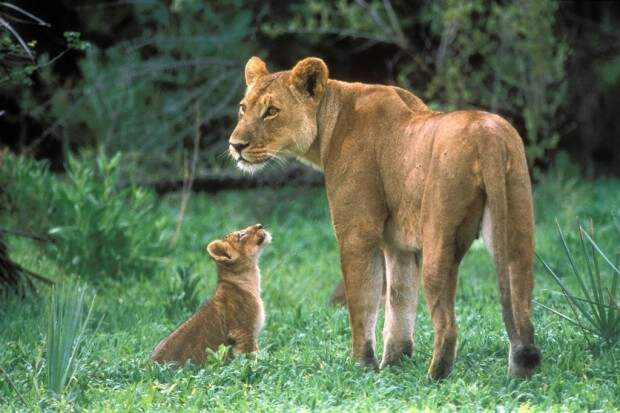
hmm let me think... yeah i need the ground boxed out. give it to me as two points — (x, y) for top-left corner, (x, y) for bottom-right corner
(1, 165), (620, 411)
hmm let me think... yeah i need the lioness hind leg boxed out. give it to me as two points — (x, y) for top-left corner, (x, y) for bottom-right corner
(422, 242), (461, 380)
(380, 247), (419, 368)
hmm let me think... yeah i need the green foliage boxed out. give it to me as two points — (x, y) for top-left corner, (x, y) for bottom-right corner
(0, 152), (169, 279)
(426, 0), (567, 168)
(45, 283), (94, 395)
(534, 152), (620, 228)
(46, 152), (168, 278)
(261, 0), (410, 48)
(0, 4), (87, 85)
(163, 265), (203, 321)
(63, 31), (89, 52)
(537, 220), (620, 346)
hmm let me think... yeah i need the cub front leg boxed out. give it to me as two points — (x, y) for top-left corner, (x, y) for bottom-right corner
(338, 237), (384, 369)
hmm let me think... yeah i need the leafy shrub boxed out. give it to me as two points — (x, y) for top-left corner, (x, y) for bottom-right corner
(0, 151), (169, 279)
(538, 219), (620, 346)
(45, 283), (94, 395)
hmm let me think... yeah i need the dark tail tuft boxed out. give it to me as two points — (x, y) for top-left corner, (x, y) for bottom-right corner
(513, 344), (542, 369)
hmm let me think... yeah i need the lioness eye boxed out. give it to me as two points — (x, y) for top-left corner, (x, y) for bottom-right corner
(239, 104), (246, 116)
(237, 232), (248, 241)
(263, 106), (279, 118)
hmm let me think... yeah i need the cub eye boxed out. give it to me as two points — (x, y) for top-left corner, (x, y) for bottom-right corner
(237, 232), (248, 241)
(263, 106), (279, 119)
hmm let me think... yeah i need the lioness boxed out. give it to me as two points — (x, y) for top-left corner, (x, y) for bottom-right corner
(228, 56), (541, 379)
(151, 224), (270, 366)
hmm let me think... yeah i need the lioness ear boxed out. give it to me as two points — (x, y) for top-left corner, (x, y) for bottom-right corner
(290, 57), (329, 102)
(245, 56), (269, 86)
(206, 240), (236, 264)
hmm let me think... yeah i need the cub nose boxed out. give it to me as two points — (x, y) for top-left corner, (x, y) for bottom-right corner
(255, 224), (263, 230)
(230, 142), (249, 153)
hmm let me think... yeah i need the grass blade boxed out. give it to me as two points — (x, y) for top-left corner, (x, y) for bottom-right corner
(556, 222), (594, 304)
(581, 227), (620, 275)
(579, 224), (603, 305)
(556, 221), (604, 326)
(536, 253), (596, 326)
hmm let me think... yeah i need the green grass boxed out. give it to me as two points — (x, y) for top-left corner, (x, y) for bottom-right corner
(1, 173), (620, 411)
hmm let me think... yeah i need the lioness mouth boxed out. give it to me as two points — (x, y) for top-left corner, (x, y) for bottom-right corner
(237, 158), (268, 174)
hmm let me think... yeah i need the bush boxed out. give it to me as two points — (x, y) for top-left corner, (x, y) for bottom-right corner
(0, 151), (169, 279)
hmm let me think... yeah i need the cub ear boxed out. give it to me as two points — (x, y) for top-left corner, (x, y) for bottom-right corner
(245, 56), (269, 86)
(206, 240), (236, 264)
(289, 57), (329, 102)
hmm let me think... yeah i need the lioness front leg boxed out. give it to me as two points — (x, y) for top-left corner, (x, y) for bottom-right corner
(380, 247), (419, 368)
(339, 239), (384, 369)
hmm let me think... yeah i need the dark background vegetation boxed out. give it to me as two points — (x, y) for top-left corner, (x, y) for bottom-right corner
(1, 0), (619, 181)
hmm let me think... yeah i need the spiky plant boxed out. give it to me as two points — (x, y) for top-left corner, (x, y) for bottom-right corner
(45, 283), (94, 395)
(537, 216), (620, 346)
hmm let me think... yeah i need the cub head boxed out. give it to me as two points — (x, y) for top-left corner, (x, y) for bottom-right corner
(228, 56), (329, 173)
(206, 224), (271, 270)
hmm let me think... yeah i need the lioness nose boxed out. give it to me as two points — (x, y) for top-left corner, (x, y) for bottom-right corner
(255, 224), (263, 229)
(231, 142), (249, 153)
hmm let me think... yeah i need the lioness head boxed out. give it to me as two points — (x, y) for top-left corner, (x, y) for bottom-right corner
(206, 224), (271, 269)
(228, 56), (329, 173)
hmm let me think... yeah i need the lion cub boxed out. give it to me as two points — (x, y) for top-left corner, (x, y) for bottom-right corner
(151, 224), (271, 366)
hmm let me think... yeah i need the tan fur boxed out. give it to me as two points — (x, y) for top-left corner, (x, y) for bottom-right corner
(229, 57), (541, 379)
(150, 224), (270, 366)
